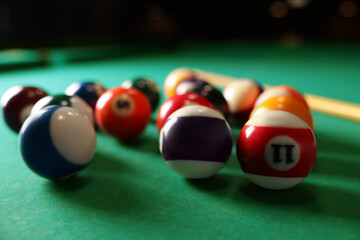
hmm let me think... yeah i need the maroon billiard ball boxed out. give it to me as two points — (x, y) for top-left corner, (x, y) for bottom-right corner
(1, 86), (48, 133)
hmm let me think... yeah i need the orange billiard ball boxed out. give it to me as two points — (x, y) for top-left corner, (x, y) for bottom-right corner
(255, 85), (309, 110)
(95, 87), (151, 140)
(250, 95), (314, 129)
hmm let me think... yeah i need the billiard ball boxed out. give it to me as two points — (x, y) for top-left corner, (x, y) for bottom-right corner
(19, 106), (96, 180)
(1, 86), (48, 133)
(255, 85), (309, 109)
(190, 84), (229, 117)
(65, 81), (106, 111)
(156, 92), (214, 132)
(250, 95), (314, 129)
(121, 76), (160, 112)
(95, 87), (151, 140)
(31, 94), (94, 126)
(237, 110), (317, 190)
(222, 79), (263, 122)
(160, 105), (233, 179)
(175, 78), (210, 95)
(164, 68), (197, 98)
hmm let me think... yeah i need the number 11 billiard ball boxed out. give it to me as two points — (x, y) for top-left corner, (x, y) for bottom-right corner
(237, 110), (317, 190)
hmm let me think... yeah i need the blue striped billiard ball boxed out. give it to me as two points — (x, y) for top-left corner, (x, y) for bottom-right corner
(160, 105), (233, 179)
(19, 106), (97, 180)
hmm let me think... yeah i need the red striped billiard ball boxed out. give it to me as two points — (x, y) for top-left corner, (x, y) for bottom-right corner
(95, 87), (151, 140)
(237, 110), (317, 190)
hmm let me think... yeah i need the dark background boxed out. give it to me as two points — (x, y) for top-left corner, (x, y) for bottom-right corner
(0, 0), (359, 49)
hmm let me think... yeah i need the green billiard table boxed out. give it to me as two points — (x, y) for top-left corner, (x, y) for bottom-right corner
(1, 41), (360, 240)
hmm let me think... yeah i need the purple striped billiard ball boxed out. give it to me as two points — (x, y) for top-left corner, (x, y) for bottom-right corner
(160, 105), (233, 179)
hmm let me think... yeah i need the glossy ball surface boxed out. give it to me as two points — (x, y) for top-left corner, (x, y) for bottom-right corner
(65, 81), (106, 111)
(190, 84), (229, 117)
(156, 92), (214, 132)
(175, 78), (210, 95)
(255, 85), (309, 109)
(95, 87), (151, 140)
(122, 77), (160, 112)
(20, 106), (96, 180)
(32, 94), (94, 126)
(250, 95), (314, 129)
(160, 105), (233, 179)
(164, 68), (196, 98)
(237, 110), (317, 190)
(1, 86), (48, 133)
(222, 79), (263, 122)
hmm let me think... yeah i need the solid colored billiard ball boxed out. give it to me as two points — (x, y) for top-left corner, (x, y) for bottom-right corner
(250, 95), (314, 129)
(122, 77), (160, 112)
(164, 68), (197, 98)
(255, 85), (309, 109)
(175, 78), (210, 95)
(222, 79), (263, 122)
(160, 105), (233, 179)
(190, 84), (229, 117)
(65, 81), (106, 111)
(32, 94), (94, 126)
(237, 110), (317, 189)
(19, 106), (96, 180)
(1, 86), (48, 133)
(156, 92), (214, 132)
(95, 87), (151, 140)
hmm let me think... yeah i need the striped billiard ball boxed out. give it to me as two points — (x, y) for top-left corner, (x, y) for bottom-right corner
(237, 110), (317, 190)
(254, 85), (309, 109)
(250, 95), (314, 129)
(32, 94), (94, 126)
(160, 105), (233, 179)
(20, 106), (96, 180)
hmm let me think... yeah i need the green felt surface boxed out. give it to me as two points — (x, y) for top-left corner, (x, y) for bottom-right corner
(1, 42), (360, 240)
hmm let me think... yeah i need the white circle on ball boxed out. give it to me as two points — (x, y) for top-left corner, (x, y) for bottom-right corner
(111, 94), (135, 117)
(70, 96), (94, 125)
(50, 107), (96, 165)
(264, 135), (300, 171)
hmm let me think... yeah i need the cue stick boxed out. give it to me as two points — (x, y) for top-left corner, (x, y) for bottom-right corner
(193, 68), (360, 123)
